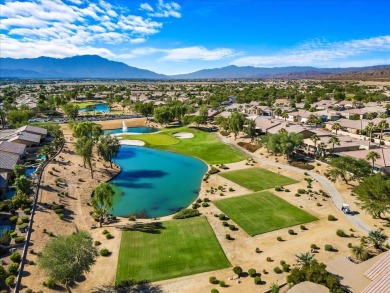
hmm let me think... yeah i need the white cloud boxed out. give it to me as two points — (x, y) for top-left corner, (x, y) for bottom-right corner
(160, 46), (237, 61)
(232, 35), (390, 67)
(140, 3), (154, 12)
(148, 0), (181, 18)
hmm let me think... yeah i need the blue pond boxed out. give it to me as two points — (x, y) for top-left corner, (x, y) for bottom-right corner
(104, 127), (159, 135)
(110, 146), (207, 218)
(78, 103), (109, 113)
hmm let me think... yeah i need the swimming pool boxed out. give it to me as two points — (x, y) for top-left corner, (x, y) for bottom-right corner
(78, 103), (110, 113)
(104, 127), (159, 135)
(110, 146), (207, 218)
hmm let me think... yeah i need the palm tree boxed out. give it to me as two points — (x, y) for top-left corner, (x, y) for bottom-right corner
(366, 151), (380, 174)
(307, 114), (320, 128)
(274, 108), (282, 118)
(367, 229), (388, 250)
(317, 142), (327, 158)
(295, 252), (315, 266)
(281, 111), (289, 122)
(310, 134), (320, 156)
(377, 119), (389, 146)
(75, 137), (94, 178)
(269, 283), (280, 293)
(365, 122), (377, 148)
(331, 122), (342, 135)
(91, 182), (115, 227)
(328, 136), (340, 155)
(350, 245), (369, 261)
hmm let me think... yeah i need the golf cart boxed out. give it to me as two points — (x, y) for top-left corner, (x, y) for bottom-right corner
(341, 204), (351, 214)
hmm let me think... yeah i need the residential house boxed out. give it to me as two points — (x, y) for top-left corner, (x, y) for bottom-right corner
(338, 148), (390, 174)
(8, 132), (41, 147)
(18, 125), (48, 139)
(0, 141), (26, 158)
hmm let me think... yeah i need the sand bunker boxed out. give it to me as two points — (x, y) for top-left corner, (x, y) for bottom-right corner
(119, 139), (145, 146)
(173, 132), (194, 139)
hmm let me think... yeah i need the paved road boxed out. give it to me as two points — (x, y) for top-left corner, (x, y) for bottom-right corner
(219, 135), (373, 235)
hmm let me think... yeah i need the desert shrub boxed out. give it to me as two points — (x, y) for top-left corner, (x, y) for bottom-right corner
(43, 278), (56, 289)
(311, 244), (319, 250)
(100, 248), (110, 256)
(192, 203), (200, 209)
(297, 189), (306, 194)
(229, 225), (236, 231)
(266, 257), (272, 262)
(218, 214), (227, 220)
(295, 193), (301, 197)
(222, 221), (229, 227)
(23, 208), (31, 215)
(233, 266), (243, 276)
(248, 268), (256, 277)
(25, 289), (33, 293)
(225, 234), (232, 240)
(209, 276), (218, 284)
(58, 213), (64, 220)
(325, 244), (333, 251)
(336, 229), (347, 237)
(282, 263), (290, 272)
(277, 236), (283, 241)
(288, 229), (295, 235)
(204, 197), (210, 202)
(237, 141), (259, 152)
(202, 202), (209, 207)
(10, 231), (18, 238)
(229, 187), (234, 192)
(300, 225), (307, 230)
(8, 263), (19, 275)
(347, 243), (353, 248)
(105, 233), (113, 239)
(219, 281), (226, 287)
(15, 236), (25, 243)
(275, 186), (282, 191)
(284, 189), (290, 192)
(10, 251), (21, 263)
(5, 275), (15, 287)
(94, 240), (101, 246)
(173, 209), (200, 219)
(208, 167), (220, 175)
(21, 215), (29, 223)
(196, 198), (202, 203)
(28, 260), (35, 265)
(9, 216), (18, 223)
(328, 215), (338, 221)
(211, 289), (219, 293)
(54, 208), (63, 214)
(289, 161), (314, 170)
(273, 267), (282, 274)
(254, 276), (262, 285)
(18, 223), (28, 230)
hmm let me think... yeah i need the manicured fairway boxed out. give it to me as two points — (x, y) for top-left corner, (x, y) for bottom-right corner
(116, 217), (230, 283)
(121, 133), (179, 145)
(220, 168), (297, 191)
(214, 192), (318, 236)
(124, 127), (246, 164)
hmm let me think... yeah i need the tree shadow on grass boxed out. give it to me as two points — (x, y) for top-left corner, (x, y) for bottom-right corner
(117, 222), (166, 234)
(92, 283), (163, 293)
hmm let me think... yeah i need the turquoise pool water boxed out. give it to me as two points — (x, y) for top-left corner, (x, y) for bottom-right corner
(104, 127), (159, 135)
(0, 225), (11, 235)
(25, 167), (36, 177)
(110, 146), (207, 218)
(79, 103), (109, 113)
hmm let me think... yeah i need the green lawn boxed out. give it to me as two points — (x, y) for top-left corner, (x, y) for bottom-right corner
(116, 217), (230, 283)
(123, 127), (247, 164)
(121, 133), (180, 146)
(214, 192), (318, 236)
(70, 101), (98, 108)
(220, 168), (298, 191)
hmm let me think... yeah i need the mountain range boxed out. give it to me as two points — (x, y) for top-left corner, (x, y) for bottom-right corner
(1, 55), (389, 80)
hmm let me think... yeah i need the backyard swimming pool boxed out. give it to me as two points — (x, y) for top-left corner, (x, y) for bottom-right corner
(78, 103), (109, 113)
(110, 146), (207, 218)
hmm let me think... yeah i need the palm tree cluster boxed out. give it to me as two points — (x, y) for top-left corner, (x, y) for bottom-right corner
(350, 229), (388, 262)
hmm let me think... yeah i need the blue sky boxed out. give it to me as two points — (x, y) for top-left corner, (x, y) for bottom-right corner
(1, 0), (389, 74)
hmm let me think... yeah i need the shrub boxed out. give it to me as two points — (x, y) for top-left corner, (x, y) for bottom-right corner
(105, 233), (113, 240)
(229, 187), (234, 192)
(289, 161), (314, 170)
(300, 225), (307, 230)
(254, 276), (262, 285)
(297, 189), (306, 194)
(284, 189), (290, 192)
(58, 213), (64, 220)
(219, 281), (226, 287)
(229, 225), (236, 231)
(94, 240), (101, 246)
(196, 198), (202, 203)
(8, 263), (19, 275)
(208, 167), (220, 175)
(233, 266), (243, 276)
(28, 260), (35, 265)
(222, 221), (229, 227)
(225, 234), (232, 240)
(336, 229), (347, 237)
(10, 251), (21, 263)
(273, 267), (282, 274)
(211, 289), (219, 293)
(204, 197), (210, 202)
(23, 208), (31, 215)
(266, 257), (272, 262)
(173, 209), (200, 219)
(43, 278), (56, 289)
(10, 216), (18, 223)
(311, 244), (319, 250)
(325, 244), (333, 251)
(248, 268), (256, 277)
(218, 214), (227, 220)
(26, 289), (33, 293)
(5, 275), (15, 287)
(275, 186), (282, 191)
(10, 231), (18, 238)
(288, 229), (295, 235)
(282, 263), (290, 272)
(100, 248), (110, 256)
(102, 229), (109, 235)
(54, 208), (63, 214)
(18, 223), (28, 230)
(202, 202), (209, 207)
(347, 243), (353, 248)
(237, 141), (259, 152)
(15, 236), (25, 243)
(21, 215), (30, 223)
(209, 276), (218, 284)
(277, 236), (283, 241)
(328, 215), (338, 221)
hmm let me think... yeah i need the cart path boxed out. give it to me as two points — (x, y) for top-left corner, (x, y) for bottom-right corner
(219, 134), (373, 235)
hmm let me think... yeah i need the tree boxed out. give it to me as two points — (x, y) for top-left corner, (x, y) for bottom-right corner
(317, 142), (327, 158)
(377, 119), (389, 146)
(75, 137), (94, 178)
(38, 231), (98, 293)
(228, 112), (245, 139)
(365, 122), (377, 148)
(97, 134), (120, 169)
(310, 134), (320, 156)
(307, 114), (321, 128)
(366, 151), (381, 174)
(330, 156), (371, 183)
(328, 136), (340, 155)
(91, 182), (115, 227)
(6, 109), (34, 127)
(328, 166), (348, 184)
(14, 175), (31, 194)
(244, 119), (256, 142)
(13, 164), (26, 178)
(367, 229), (388, 250)
(274, 108), (282, 118)
(350, 245), (369, 261)
(353, 174), (390, 218)
(62, 104), (79, 120)
(281, 111), (289, 122)
(11, 190), (30, 209)
(261, 131), (303, 159)
(153, 106), (173, 125)
(233, 266), (243, 276)
(295, 252), (315, 266)
(71, 122), (102, 141)
(41, 144), (53, 162)
(331, 122), (342, 135)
